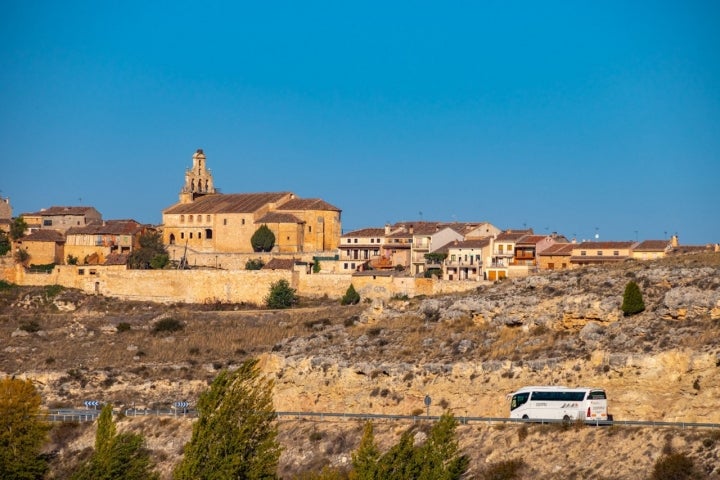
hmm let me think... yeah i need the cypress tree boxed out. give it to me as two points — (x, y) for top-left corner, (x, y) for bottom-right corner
(621, 280), (645, 316)
(251, 225), (276, 252)
(341, 284), (360, 305)
(351, 422), (379, 480)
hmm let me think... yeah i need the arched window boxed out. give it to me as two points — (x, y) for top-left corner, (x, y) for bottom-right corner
(169, 234), (176, 245)
(189, 215), (193, 223)
(180, 215), (185, 223)
(205, 229), (213, 239)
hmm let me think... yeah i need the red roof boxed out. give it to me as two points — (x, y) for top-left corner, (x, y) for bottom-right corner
(342, 228), (386, 238)
(20, 229), (65, 242)
(277, 198), (340, 212)
(164, 192), (292, 214)
(256, 212), (303, 224)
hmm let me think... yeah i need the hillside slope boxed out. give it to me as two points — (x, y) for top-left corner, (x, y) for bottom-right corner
(1, 253), (719, 478)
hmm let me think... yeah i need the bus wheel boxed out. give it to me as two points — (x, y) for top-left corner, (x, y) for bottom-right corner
(522, 415), (529, 420)
(562, 415), (571, 424)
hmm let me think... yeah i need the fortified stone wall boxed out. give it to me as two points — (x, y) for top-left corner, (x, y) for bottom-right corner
(4, 260), (484, 304)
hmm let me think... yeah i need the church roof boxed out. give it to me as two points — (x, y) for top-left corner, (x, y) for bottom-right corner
(277, 198), (341, 212)
(163, 193), (292, 215)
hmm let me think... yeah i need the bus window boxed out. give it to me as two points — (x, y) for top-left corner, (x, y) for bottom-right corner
(587, 390), (607, 400)
(511, 392), (529, 410)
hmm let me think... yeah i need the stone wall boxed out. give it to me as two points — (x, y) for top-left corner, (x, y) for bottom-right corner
(3, 259), (486, 303)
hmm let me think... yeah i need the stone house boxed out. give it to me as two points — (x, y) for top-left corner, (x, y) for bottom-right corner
(632, 239), (672, 260)
(64, 219), (148, 265)
(162, 149), (341, 258)
(570, 241), (636, 267)
(14, 229), (65, 265)
(339, 227), (386, 270)
(537, 242), (574, 270)
(21, 206), (102, 234)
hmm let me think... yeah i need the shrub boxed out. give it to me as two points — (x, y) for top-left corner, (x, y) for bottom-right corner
(650, 452), (698, 480)
(245, 258), (265, 270)
(341, 284), (360, 305)
(67, 254), (79, 265)
(621, 280), (645, 316)
(45, 284), (63, 297)
(481, 459), (526, 480)
(116, 322), (131, 333)
(20, 320), (41, 333)
(0, 280), (15, 291)
(265, 279), (298, 309)
(152, 318), (183, 334)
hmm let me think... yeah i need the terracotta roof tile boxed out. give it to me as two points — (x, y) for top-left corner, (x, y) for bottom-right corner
(163, 192), (292, 214)
(634, 240), (670, 252)
(342, 228), (386, 238)
(538, 243), (574, 256)
(24, 206), (99, 216)
(104, 253), (129, 265)
(575, 241), (635, 249)
(21, 229), (65, 242)
(262, 258), (296, 270)
(277, 198), (341, 212)
(66, 220), (144, 236)
(256, 212), (303, 224)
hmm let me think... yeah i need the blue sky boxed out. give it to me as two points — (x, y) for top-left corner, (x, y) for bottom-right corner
(2, 1), (719, 244)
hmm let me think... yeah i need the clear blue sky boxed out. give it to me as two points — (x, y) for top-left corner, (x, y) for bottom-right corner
(2, 1), (719, 244)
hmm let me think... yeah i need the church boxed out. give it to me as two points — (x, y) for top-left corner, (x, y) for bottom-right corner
(161, 149), (342, 255)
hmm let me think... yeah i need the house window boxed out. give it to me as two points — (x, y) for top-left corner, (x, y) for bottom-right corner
(89, 269), (97, 275)
(344, 263), (348, 269)
(198, 231), (202, 239)
(580, 251), (586, 256)
(223, 218), (227, 226)
(189, 215), (193, 223)
(206, 215), (211, 222)
(370, 239), (374, 243)
(308, 226), (312, 233)
(376, 238), (381, 243)
(78, 269), (85, 275)
(205, 229), (213, 239)
(347, 239), (351, 243)
(181, 232), (185, 239)
(613, 251), (619, 256)
(354, 239), (358, 243)
(597, 251), (603, 256)
(180, 215), (185, 223)
(190, 232), (193, 239)
(242, 219), (245, 225)
(351, 263), (356, 269)
(43, 219), (52, 226)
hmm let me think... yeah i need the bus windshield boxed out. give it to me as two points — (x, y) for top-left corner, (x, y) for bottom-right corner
(510, 392), (529, 410)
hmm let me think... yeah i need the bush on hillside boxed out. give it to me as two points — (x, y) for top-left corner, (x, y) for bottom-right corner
(341, 284), (360, 305)
(650, 452), (698, 480)
(245, 258), (265, 270)
(621, 280), (645, 316)
(265, 279), (298, 309)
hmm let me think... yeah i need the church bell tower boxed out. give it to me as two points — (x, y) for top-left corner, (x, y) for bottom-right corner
(179, 149), (216, 203)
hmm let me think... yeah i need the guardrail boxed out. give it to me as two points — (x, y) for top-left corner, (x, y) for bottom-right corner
(41, 409), (720, 430)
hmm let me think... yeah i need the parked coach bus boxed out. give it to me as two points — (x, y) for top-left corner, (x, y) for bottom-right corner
(507, 386), (609, 421)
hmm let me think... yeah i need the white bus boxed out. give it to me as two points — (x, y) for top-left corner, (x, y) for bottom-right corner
(507, 386), (609, 421)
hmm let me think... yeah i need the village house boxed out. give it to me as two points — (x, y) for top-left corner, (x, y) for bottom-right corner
(485, 229), (533, 280)
(161, 149), (341, 262)
(14, 229), (65, 265)
(537, 242), (574, 270)
(441, 238), (492, 281)
(64, 219), (148, 265)
(570, 241), (636, 267)
(21, 206), (102, 234)
(632, 239), (672, 260)
(339, 227), (386, 271)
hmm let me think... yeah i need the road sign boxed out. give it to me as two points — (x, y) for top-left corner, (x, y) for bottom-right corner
(84, 400), (100, 409)
(173, 401), (189, 408)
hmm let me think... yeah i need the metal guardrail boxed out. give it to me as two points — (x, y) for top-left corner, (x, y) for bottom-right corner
(41, 409), (720, 430)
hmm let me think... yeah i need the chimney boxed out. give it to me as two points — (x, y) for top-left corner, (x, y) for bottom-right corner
(409, 225), (414, 234)
(385, 224), (391, 235)
(671, 235), (679, 247)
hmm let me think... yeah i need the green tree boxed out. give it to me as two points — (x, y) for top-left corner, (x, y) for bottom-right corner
(416, 413), (469, 480)
(15, 247), (30, 265)
(265, 279), (298, 309)
(174, 359), (281, 479)
(341, 284), (360, 305)
(351, 422), (379, 480)
(10, 216), (28, 240)
(251, 225), (276, 252)
(621, 280), (645, 316)
(0, 231), (11, 256)
(246, 258), (265, 270)
(127, 231), (168, 269)
(351, 413), (468, 480)
(66, 254), (79, 265)
(0, 377), (50, 480)
(72, 404), (158, 480)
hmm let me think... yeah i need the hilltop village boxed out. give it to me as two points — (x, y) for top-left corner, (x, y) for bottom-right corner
(1, 149), (718, 302)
